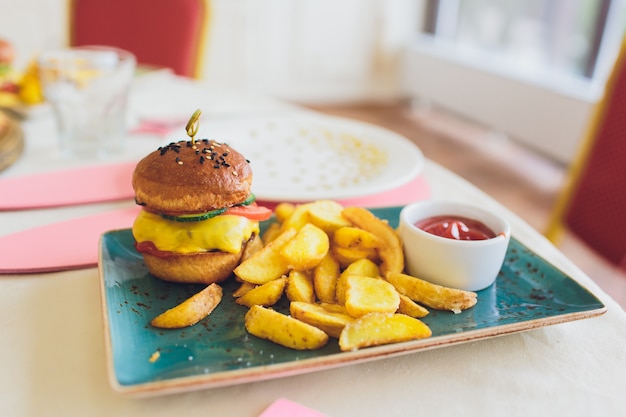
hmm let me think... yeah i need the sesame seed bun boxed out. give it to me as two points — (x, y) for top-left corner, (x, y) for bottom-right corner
(132, 139), (253, 215)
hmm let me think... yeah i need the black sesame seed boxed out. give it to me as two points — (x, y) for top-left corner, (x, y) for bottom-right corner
(214, 164), (220, 168)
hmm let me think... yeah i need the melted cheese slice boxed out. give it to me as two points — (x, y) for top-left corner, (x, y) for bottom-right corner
(132, 209), (259, 254)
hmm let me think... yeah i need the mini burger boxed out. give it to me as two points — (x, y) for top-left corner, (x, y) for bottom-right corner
(131, 135), (272, 284)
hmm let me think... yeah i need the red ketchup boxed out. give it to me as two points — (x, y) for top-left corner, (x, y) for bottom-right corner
(415, 215), (496, 241)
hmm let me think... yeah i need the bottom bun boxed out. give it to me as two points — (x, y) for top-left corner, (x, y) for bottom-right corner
(141, 235), (263, 285)
(142, 250), (243, 284)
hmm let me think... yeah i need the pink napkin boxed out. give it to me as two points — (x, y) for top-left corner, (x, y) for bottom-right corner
(0, 162), (136, 211)
(0, 176), (430, 273)
(259, 398), (328, 417)
(0, 207), (139, 274)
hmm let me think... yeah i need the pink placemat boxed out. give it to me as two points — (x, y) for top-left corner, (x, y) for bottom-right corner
(0, 207), (140, 274)
(0, 162), (136, 211)
(0, 176), (430, 274)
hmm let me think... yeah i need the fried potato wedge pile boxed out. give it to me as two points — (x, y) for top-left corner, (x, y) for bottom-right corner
(230, 201), (478, 351)
(147, 200), (478, 353)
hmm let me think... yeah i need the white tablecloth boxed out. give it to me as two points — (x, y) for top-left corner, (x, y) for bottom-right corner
(1, 73), (624, 417)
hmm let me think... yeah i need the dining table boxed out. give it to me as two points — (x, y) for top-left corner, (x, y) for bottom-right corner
(0, 71), (624, 417)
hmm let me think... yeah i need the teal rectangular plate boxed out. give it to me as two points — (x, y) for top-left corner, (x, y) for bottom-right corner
(98, 206), (607, 396)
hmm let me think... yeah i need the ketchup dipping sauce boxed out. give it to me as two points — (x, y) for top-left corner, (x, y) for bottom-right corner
(415, 215), (496, 241)
(398, 201), (511, 291)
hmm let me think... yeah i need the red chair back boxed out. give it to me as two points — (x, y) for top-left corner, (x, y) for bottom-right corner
(69, 0), (209, 78)
(547, 37), (626, 270)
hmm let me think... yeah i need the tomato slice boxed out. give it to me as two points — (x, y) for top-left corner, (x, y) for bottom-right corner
(225, 203), (272, 221)
(135, 241), (175, 258)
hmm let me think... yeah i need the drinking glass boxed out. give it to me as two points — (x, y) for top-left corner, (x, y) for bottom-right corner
(38, 46), (136, 158)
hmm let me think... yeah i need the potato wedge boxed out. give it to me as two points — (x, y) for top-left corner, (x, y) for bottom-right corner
(319, 302), (350, 314)
(240, 234), (264, 264)
(344, 275), (400, 318)
(397, 293), (429, 318)
(280, 203), (312, 232)
(151, 283), (222, 329)
(342, 258), (381, 278)
(261, 222), (282, 245)
(286, 270), (315, 303)
(313, 252), (341, 303)
(235, 276), (287, 307)
(234, 228), (296, 284)
(274, 202), (296, 224)
(280, 223), (329, 270)
(333, 226), (382, 250)
(332, 246), (379, 269)
(232, 281), (256, 297)
(306, 200), (351, 233)
(338, 312), (432, 351)
(336, 258), (382, 305)
(290, 301), (354, 338)
(387, 272), (477, 313)
(245, 305), (329, 350)
(342, 206), (404, 276)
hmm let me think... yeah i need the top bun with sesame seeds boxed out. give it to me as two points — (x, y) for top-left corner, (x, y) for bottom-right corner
(132, 139), (253, 215)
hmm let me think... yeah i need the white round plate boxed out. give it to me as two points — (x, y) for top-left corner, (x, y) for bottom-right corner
(202, 114), (424, 202)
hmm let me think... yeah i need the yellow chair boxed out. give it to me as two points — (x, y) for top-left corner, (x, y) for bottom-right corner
(67, 0), (210, 79)
(545, 36), (626, 271)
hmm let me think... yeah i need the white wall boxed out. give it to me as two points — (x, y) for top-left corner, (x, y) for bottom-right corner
(203, 0), (423, 103)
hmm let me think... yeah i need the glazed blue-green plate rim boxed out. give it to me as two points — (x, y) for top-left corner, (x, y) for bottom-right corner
(98, 206), (607, 397)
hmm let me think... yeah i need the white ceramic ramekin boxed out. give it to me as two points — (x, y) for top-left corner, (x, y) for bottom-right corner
(398, 200), (511, 291)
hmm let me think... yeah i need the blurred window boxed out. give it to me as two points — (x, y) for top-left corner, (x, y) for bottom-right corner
(423, 0), (624, 85)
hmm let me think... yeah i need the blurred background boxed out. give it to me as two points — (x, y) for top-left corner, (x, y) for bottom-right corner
(2, 0), (625, 164)
(1, 0), (625, 306)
